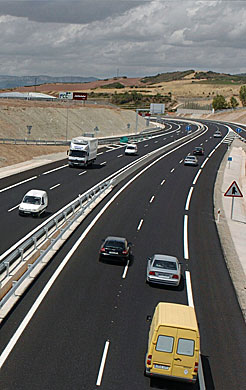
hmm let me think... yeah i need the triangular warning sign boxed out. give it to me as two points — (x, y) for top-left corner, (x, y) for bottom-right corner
(224, 181), (243, 197)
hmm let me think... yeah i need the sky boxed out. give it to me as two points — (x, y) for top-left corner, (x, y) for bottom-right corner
(0, 0), (245, 78)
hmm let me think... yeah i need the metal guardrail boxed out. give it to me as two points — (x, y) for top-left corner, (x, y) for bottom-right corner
(0, 119), (204, 312)
(0, 180), (112, 278)
(0, 178), (113, 307)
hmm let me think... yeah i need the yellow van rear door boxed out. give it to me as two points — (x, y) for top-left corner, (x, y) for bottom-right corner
(172, 329), (197, 380)
(151, 327), (177, 376)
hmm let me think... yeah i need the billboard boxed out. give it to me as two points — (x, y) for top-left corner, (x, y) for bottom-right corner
(59, 92), (88, 100)
(59, 92), (73, 99)
(73, 92), (88, 100)
(150, 103), (165, 114)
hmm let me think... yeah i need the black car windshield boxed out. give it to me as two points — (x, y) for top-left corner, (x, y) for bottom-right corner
(105, 240), (125, 250)
(153, 260), (177, 270)
(23, 196), (41, 205)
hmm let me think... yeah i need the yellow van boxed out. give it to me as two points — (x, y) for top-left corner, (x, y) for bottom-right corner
(145, 302), (200, 384)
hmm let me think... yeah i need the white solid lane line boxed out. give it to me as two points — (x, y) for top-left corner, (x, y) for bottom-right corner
(137, 219), (144, 231)
(185, 271), (194, 307)
(149, 196), (155, 203)
(192, 169), (202, 185)
(183, 215), (189, 260)
(0, 176), (37, 193)
(96, 340), (110, 386)
(49, 183), (61, 190)
(208, 149), (215, 157)
(8, 204), (20, 212)
(185, 187), (194, 211)
(42, 164), (68, 175)
(78, 171), (87, 176)
(201, 157), (209, 169)
(185, 271), (206, 389)
(122, 259), (130, 279)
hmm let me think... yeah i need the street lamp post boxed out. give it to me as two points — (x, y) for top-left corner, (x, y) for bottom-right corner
(66, 103), (69, 141)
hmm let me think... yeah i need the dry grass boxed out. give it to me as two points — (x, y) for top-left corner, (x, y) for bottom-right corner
(0, 144), (68, 168)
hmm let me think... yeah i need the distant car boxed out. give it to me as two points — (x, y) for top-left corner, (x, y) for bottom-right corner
(213, 131), (222, 138)
(146, 254), (181, 286)
(193, 146), (204, 156)
(184, 155), (198, 166)
(99, 236), (131, 262)
(19, 189), (48, 217)
(125, 144), (138, 155)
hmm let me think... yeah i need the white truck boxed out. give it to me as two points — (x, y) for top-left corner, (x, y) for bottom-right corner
(68, 136), (98, 167)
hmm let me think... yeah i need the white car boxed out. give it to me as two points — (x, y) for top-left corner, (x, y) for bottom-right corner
(19, 189), (48, 217)
(184, 155), (198, 166)
(125, 143), (138, 155)
(213, 131), (222, 138)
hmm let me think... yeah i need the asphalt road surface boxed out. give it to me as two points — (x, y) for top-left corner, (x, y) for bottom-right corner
(1, 119), (246, 390)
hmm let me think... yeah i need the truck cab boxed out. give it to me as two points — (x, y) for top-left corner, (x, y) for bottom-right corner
(68, 136), (98, 167)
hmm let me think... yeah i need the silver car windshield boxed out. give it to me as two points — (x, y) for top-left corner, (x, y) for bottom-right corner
(153, 260), (177, 270)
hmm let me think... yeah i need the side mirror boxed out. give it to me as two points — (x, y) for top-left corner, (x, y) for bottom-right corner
(146, 315), (152, 322)
(67, 150), (69, 155)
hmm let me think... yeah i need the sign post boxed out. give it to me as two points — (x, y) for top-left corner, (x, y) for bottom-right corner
(224, 181), (243, 219)
(228, 156), (232, 168)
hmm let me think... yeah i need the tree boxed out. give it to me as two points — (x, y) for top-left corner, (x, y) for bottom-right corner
(212, 95), (228, 111)
(230, 96), (239, 109)
(239, 85), (246, 106)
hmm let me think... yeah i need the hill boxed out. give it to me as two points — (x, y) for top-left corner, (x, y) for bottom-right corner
(0, 75), (98, 90)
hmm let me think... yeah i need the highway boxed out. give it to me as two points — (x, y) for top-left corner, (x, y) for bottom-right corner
(1, 119), (246, 390)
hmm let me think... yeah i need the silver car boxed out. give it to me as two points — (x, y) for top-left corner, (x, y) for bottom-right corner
(125, 143), (138, 155)
(146, 254), (181, 286)
(184, 155), (198, 166)
(213, 131), (222, 138)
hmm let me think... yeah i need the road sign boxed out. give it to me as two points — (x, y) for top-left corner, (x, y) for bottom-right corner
(228, 157), (232, 161)
(73, 92), (87, 100)
(120, 136), (128, 143)
(27, 125), (32, 134)
(186, 125), (191, 131)
(224, 181), (243, 197)
(236, 127), (242, 133)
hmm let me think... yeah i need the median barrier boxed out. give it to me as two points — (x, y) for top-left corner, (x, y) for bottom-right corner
(0, 118), (205, 320)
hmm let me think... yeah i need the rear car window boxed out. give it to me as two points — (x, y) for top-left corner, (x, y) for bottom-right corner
(106, 240), (125, 249)
(153, 260), (177, 270)
(177, 338), (194, 356)
(156, 335), (174, 353)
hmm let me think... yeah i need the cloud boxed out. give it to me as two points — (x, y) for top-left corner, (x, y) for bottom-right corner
(0, 0), (245, 77)
(0, 0), (144, 24)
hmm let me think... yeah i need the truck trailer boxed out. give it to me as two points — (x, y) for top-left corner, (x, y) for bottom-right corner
(68, 136), (98, 167)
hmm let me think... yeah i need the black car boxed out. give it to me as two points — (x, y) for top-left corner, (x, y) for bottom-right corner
(99, 236), (131, 262)
(193, 146), (204, 156)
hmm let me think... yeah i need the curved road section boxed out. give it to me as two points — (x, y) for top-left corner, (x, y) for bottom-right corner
(0, 119), (246, 390)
